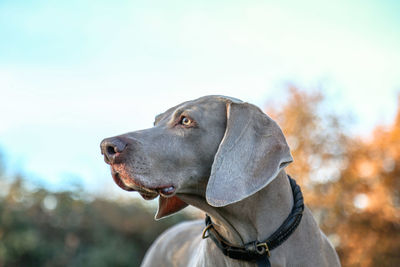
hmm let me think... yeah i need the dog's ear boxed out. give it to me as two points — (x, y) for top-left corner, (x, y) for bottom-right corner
(206, 101), (293, 207)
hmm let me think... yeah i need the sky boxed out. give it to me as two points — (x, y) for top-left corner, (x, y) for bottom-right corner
(0, 0), (399, 194)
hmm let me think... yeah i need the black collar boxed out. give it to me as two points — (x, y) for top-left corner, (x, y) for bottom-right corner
(202, 175), (304, 267)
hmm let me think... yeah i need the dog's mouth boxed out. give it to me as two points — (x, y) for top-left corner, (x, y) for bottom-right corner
(111, 168), (176, 200)
(109, 165), (188, 219)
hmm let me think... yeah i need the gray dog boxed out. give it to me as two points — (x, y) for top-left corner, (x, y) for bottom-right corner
(100, 95), (340, 267)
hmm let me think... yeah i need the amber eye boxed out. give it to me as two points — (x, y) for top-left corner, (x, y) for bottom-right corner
(181, 116), (192, 126)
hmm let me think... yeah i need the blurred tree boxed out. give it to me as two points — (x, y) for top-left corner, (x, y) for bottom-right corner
(330, 96), (400, 266)
(266, 87), (400, 267)
(0, 173), (189, 267)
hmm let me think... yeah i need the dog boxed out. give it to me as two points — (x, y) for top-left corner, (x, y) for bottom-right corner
(100, 95), (341, 266)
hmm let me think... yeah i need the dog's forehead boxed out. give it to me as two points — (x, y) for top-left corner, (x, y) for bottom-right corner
(154, 95), (243, 124)
(185, 95), (242, 108)
(197, 95), (243, 104)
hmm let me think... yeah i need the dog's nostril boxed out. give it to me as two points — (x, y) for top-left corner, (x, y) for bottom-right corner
(101, 137), (128, 163)
(107, 145), (117, 156)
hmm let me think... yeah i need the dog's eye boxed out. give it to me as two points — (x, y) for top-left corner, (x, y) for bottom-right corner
(181, 117), (192, 126)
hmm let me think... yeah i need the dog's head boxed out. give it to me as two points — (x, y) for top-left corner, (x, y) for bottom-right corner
(100, 95), (292, 219)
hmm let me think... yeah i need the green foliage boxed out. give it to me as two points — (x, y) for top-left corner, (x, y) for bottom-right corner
(0, 175), (189, 267)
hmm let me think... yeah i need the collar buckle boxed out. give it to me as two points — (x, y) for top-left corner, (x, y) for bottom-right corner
(256, 242), (270, 257)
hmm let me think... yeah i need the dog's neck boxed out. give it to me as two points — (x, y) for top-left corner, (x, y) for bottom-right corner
(179, 171), (294, 245)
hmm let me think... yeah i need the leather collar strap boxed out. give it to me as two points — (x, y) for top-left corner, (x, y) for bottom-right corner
(202, 175), (304, 267)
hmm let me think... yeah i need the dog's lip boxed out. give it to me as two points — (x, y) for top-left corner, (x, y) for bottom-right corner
(111, 169), (176, 200)
(111, 170), (135, 192)
(138, 185), (177, 200)
(139, 191), (159, 200)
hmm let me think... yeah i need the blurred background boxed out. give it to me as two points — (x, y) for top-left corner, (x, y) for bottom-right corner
(0, 0), (399, 266)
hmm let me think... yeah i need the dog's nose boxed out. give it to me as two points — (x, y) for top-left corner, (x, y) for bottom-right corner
(100, 137), (127, 164)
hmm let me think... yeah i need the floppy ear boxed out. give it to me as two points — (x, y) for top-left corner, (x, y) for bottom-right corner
(206, 101), (293, 207)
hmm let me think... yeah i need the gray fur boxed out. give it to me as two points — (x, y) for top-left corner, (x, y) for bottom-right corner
(101, 95), (341, 266)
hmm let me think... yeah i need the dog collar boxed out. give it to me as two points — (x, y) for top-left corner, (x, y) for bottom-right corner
(202, 175), (304, 267)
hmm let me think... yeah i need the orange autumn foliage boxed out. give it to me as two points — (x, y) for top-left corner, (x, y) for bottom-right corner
(266, 87), (400, 267)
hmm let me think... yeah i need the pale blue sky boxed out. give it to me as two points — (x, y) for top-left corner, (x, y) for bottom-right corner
(1, 0), (399, 194)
